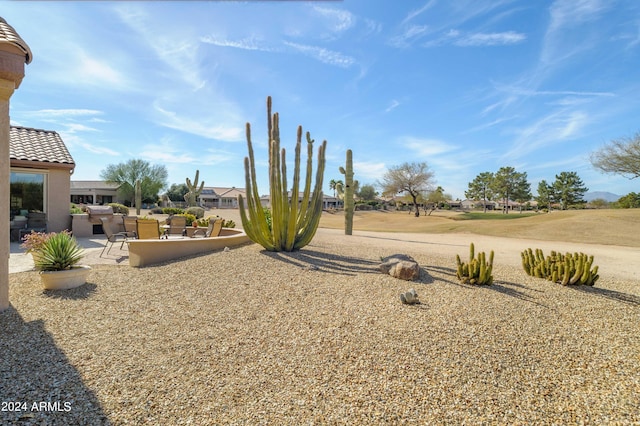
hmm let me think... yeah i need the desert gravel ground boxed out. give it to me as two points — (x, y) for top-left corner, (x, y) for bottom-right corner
(2, 226), (640, 425)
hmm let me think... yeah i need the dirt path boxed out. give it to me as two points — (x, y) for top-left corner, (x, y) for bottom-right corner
(314, 228), (640, 282)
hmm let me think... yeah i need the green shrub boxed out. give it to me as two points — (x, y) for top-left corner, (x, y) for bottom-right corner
(108, 203), (129, 215)
(195, 216), (237, 228)
(70, 203), (83, 214)
(176, 213), (197, 226)
(521, 249), (599, 286)
(162, 207), (184, 215)
(185, 206), (205, 219)
(455, 243), (494, 285)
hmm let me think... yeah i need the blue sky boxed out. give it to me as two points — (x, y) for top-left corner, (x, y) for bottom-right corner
(4, 0), (640, 200)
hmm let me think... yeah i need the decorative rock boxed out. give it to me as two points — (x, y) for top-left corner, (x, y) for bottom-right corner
(379, 254), (420, 281)
(400, 288), (419, 305)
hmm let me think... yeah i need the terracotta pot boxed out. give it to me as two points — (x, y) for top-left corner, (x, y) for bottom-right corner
(40, 265), (91, 290)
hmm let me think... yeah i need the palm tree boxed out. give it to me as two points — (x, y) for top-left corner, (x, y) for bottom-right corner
(329, 179), (342, 198)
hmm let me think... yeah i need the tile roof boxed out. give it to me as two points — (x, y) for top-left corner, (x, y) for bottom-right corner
(0, 17), (32, 64)
(10, 126), (75, 167)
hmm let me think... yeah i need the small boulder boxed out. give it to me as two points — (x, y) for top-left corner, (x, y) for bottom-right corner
(379, 254), (420, 281)
(400, 288), (420, 305)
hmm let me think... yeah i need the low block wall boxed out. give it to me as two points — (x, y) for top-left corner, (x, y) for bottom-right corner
(127, 229), (251, 267)
(71, 214), (124, 238)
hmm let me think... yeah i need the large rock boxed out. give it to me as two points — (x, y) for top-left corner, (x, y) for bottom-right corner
(379, 254), (420, 281)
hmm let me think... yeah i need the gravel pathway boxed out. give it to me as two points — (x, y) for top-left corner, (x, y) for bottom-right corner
(2, 232), (640, 425)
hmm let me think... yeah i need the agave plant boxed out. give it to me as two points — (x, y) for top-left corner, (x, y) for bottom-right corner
(34, 232), (85, 271)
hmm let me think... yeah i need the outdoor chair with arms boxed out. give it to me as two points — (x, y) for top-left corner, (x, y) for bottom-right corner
(100, 217), (129, 257)
(123, 216), (138, 239)
(164, 215), (186, 238)
(192, 218), (223, 238)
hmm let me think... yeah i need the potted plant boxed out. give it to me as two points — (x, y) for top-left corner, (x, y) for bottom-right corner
(21, 230), (69, 265)
(32, 231), (91, 290)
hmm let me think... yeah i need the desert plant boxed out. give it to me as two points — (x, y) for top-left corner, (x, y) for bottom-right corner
(175, 213), (197, 226)
(238, 96), (327, 252)
(21, 230), (70, 254)
(162, 207), (184, 215)
(108, 203), (129, 215)
(521, 248), (599, 286)
(33, 232), (84, 271)
(185, 206), (205, 219)
(70, 203), (84, 214)
(185, 170), (205, 207)
(339, 149), (355, 235)
(456, 243), (494, 285)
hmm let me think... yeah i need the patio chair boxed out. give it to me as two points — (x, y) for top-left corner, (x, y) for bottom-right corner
(164, 215), (186, 238)
(136, 219), (161, 240)
(100, 217), (129, 257)
(192, 218), (223, 238)
(122, 216), (138, 239)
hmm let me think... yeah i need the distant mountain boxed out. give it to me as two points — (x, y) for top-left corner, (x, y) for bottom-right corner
(583, 191), (621, 202)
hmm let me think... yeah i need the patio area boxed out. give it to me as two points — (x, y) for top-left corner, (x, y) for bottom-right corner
(10, 236), (130, 273)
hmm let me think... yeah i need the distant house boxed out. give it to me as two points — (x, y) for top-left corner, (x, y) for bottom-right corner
(260, 191), (340, 210)
(9, 126), (75, 233)
(70, 180), (123, 205)
(199, 187), (246, 209)
(461, 199), (497, 210)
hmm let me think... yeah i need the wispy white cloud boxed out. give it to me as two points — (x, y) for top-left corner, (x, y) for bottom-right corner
(455, 31), (526, 46)
(402, 0), (438, 25)
(401, 137), (458, 157)
(25, 109), (104, 118)
(312, 6), (355, 33)
(388, 25), (429, 48)
(385, 100), (400, 113)
(502, 110), (589, 160)
(353, 161), (387, 181)
(115, 4), (205, 90)
(153, 102), (244, 142)
(464, 116), (519, 133)
(200, 35), (274, 52)
(284, 41), (356, 68)
(78, 143), (120, 157)
(540, 0), (609, 67)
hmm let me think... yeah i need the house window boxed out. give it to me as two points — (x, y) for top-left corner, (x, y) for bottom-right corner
(10, 171), (46, 219)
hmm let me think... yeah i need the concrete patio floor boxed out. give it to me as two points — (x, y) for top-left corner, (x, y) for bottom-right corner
(10, 236), (128, 274)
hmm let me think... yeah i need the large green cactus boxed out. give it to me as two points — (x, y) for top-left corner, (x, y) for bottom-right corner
(521, 248), (599, 286)
(185, 170), (205, 207)
(135, 179), (141, 216)
(238, 96), (327, 252)
(456, 242), (494, 285)
(339, 150), (355, 235)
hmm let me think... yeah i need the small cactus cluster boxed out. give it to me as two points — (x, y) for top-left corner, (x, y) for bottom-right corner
(456, 243), (494, 285)
(521, 249), (599, 286)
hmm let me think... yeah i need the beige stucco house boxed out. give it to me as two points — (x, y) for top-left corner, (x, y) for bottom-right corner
(10, 125), (75, 235)
(71, 180), (123, 205)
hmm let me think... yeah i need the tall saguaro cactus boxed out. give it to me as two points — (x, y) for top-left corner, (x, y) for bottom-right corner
(185, 170), (205, 207)
(135, 179), (141, 215)
(238, 96), (327, 252)
(339, 150), (355, 235)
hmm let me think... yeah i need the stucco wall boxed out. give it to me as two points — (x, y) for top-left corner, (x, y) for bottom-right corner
(47, 168), (72, 232)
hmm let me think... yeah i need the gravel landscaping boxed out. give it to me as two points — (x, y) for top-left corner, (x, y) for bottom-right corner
(2, 231), (640, 424)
